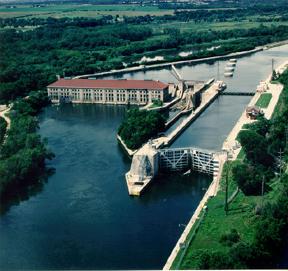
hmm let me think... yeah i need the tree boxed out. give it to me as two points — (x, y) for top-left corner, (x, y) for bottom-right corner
(232, 163), (265, 195)
(118, 108), (166, 150)
(238, 129), (273, 167)
(272, 69), (279, 81)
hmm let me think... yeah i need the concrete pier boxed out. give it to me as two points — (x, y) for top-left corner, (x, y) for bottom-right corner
(125, 144), (222, 196)
(125, 142), (158, 196)
(163, 81), (225, 147)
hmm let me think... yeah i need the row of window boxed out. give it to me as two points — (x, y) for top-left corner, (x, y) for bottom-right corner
(48, 88), (162, 94)
(48, 88), (163, 103)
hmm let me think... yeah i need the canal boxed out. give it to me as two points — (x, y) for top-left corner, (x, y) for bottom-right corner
(0, 45), (287, 269)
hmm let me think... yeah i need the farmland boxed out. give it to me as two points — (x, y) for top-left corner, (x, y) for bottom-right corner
(0, 4), (173, 18)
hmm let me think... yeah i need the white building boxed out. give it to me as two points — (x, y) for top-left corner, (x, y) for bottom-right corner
(47, 78), (169, 105)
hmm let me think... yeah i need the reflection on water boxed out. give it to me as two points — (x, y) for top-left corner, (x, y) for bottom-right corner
(0, 169), (53, 215)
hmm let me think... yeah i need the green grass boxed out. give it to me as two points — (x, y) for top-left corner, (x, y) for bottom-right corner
(271, 80), (288, 119)
(171, 209), (207, 270)
(236, 148), (245, 161)
(171, 162), (260, 269)
(255, 93), (272, 108)
(152, 20), (288, 35)
(0, 4), (173, 18)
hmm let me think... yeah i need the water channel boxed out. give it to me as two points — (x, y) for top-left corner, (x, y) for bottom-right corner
(0, 44), (287, 269)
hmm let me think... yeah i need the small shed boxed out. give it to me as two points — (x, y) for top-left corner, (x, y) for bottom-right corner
(246, 105), (263, 119)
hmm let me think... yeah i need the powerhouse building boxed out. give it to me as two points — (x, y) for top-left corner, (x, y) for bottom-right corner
(47, 78), (169, 105)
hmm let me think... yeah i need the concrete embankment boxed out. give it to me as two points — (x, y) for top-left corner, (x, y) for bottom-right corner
(163, 152), (226, 270)
(163, 59), (288, 270)
(222, 60), (288, 159)
(165, 79), (215, 129)
(163, 84), (221, 147)
(117, 135), (137, 157)
(165, 108), (192, 129)
(140, 97), (181, 112)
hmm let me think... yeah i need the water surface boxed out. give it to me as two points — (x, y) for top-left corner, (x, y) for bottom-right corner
(0, 45), (287, 269)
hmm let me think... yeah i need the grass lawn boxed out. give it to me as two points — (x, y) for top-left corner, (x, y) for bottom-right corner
(255, 93), (272, 108)
(236, 148), (245, 161)
(171, 162), (260, 269)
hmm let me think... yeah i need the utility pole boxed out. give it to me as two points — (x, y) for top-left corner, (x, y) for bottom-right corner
(217, 61), (220, 81)
(224, 162), (230, 215)
(261, 176), (265, 197)
(278, 149), (284, 177)
(261, 175), (265, 208)
(285, 126), (288, 147)
(272, 58), (275, 73)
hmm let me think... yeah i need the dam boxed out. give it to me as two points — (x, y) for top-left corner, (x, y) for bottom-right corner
(126, 143), (222, 196)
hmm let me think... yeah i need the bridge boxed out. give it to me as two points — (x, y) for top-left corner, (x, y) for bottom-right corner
(125, 143), (222, 196)
(221, 91), (255, 96)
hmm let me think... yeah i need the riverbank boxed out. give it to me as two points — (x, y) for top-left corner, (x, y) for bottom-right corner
(222, 60), (288, 160)
(117, 134), (137, 157)
(163, 152), (226, 269)
(165, 60), (288, 269)
(74, 47), (262, 79)
(74, 39), (288, 80)
(0, 92), (53, 204)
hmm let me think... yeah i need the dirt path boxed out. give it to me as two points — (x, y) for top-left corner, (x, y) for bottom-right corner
(0, 105), (11, 137)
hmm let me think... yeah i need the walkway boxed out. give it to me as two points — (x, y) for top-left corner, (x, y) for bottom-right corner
(0, 105), (11, 130)
(222, 60), (288, 160)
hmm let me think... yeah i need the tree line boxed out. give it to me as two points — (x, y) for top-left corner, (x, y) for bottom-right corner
(2, 20), (288, 105)
(0, 91), (54, 212)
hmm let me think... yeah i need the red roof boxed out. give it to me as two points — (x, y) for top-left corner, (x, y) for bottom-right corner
(47, 79), (168, 90)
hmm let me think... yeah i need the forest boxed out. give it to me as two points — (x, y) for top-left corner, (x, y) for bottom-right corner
(1, 2), (288, 104)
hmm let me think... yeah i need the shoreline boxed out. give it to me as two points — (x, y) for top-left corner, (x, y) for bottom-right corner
(74, 39), (288, 80)
(74, 47), (262, 79)
(117, 135), (137, 157)
(163, 59), (288, 270)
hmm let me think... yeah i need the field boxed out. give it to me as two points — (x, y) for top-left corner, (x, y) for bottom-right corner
(171, 161), (260, 269)
(0, 4), (173, 18)
(152, 20), (288, 34)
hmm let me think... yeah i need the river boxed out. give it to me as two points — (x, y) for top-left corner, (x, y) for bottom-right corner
(0, 44), (287, 269)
